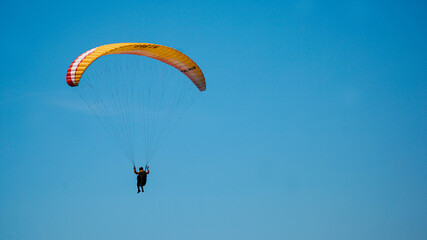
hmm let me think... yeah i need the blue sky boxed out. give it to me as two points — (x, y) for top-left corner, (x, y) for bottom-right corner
(1, 0), (426, 239)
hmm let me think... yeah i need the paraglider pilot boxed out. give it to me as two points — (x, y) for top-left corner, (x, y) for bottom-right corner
(134, 165), (149, 193)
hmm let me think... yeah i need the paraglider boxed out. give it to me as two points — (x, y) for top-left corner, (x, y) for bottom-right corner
(66, 43), (205, 193)
(133, 166), (149, 193)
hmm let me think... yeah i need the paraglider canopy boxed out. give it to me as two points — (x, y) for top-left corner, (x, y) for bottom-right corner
(66, 42), (206, 91)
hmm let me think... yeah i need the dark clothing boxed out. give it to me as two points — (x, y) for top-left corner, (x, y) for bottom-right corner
(137, 172), (147, 187)
(133, 167), (149, 193)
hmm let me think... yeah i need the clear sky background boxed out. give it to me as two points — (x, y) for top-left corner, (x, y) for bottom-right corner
(0, 0), (426, 239)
